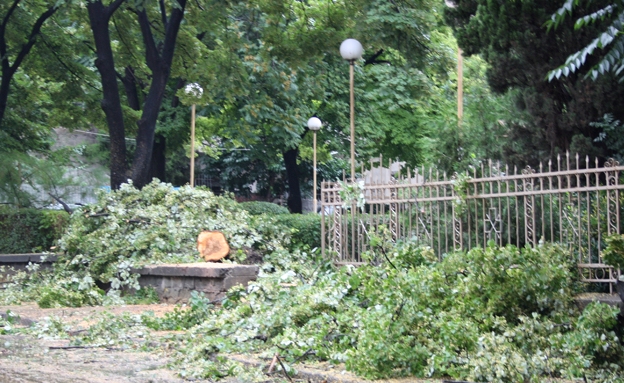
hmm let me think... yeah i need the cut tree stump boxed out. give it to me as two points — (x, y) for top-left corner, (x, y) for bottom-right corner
(197, 231), (230, 262)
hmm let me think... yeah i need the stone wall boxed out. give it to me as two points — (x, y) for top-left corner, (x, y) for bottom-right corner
(135, 263), (259, 303)
(0, 254), (56, 286)
(0, 255), (259, 303)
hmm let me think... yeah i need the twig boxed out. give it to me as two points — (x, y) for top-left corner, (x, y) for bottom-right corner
(292, 348), (314, 363)
(87, 213), (109, 218)
(267, 353), (278, 374)
(48, 193), (73, 214)
(48, 346), (99, 350)
(377, 244), (397, 270)
(275, 354), (294, 383)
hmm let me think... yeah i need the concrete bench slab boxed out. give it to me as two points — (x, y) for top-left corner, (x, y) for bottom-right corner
(136, 263), (259, 304)
(1, 255), (259, 304)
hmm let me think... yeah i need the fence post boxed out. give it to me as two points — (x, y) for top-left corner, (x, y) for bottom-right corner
(605, 158), (620, 236)
(522, 166), (536, 247)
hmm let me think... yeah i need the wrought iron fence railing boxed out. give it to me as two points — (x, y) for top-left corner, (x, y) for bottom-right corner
(321, 154), (622, 288)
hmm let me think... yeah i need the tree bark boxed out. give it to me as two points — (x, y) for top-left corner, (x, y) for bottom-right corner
(149, 134), (166, 181)
(283, 148), (302, 214)
(130, 0), (187, 188)
(87, 0), (186, 190)
(87, 0), (128, 189)
(121, 66), (140, 111)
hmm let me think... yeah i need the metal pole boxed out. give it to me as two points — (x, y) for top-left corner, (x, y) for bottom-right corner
(457, 48), (463, 125)
(349, 60), (355, 183)
(190, 104), (196, 187)
(313, 130), (318, 214)
(349, 61), (356, 260)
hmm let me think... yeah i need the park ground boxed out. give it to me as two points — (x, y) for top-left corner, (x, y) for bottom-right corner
(0, 303), (430, 383)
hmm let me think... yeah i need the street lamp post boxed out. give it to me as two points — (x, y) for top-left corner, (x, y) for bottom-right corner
(184, 83), (203, 187)
(340, 38), (363, 183)
(307, 117), (322, 214)
(340, 39), (363, 261)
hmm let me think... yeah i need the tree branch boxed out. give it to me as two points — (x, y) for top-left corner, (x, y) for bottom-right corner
(48, 193), (73, 214)
(137, 8), (159, 71)
(159, 0), (167, 27)
(9, 4), (59, 77)
(0, 0), (22, 37)
(364, 49), (391, 66)
(106, 0), (127, 18)
(0, 0), (22, 74)
(40, 37), (101, 91)
(161, 0), (187, 63)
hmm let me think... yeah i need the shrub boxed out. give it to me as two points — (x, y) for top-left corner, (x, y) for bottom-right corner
(173, 242), (624, 382)
(239, 201), (289, 216)
(0, 181), (289, 307)
(272, 213), (321, 250)
(0, 207), (69, 253)
(602, 234), (624, 272)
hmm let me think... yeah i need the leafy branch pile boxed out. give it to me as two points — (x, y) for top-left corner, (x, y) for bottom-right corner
(169, 243), (624, 382)
(0, 180), (289, 307)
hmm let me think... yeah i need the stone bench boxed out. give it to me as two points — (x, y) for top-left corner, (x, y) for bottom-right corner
(0, 254), (57, 284)
(1, 254), (259, 303)
(134, 263), (258, 303)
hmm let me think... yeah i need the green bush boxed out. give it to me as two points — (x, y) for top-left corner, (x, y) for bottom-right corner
(0, 181), (290, 307)
(239, 201), (289, 216)
(172, 242), (624, 382)
(272, 213), (321, 250)
(602, 234), (624, 271)
(0, 207), (69, 253)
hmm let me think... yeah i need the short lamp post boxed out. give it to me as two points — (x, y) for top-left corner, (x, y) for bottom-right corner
(307, 117), (322, 214)
(184, 83), (203, 187)
(340, 38), (363, 183)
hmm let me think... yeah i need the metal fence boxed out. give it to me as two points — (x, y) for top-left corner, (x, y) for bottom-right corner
(321, 153), (622, 287)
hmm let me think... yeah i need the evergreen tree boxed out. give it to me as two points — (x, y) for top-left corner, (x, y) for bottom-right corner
(445, 0), (624, 165)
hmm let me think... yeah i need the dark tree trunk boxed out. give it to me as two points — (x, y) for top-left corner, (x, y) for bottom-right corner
(121, 66), (140, 111)
(283, 148), (302, 214)
(87, 0), (128, 189)
(0, 77), (11, 129)
(149, 134), (166, 182)
(130, 0), (187, 189)
(87, 0), (186, 190)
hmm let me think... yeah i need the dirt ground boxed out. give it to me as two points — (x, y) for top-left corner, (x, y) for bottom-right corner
(0, 303), (435, 383)
(0, 303), (191, 383)
(0, 333), (190, 383)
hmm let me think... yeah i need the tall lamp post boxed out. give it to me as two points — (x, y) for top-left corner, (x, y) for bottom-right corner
(340, 38), (363, 183)
(185, 83), (203, 187)
(307, 117), (322, 213)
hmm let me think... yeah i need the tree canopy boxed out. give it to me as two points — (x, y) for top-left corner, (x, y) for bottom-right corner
(548, 0), (624, 81)
(445, 0), (624, 164)
(5, 0), (624, 209)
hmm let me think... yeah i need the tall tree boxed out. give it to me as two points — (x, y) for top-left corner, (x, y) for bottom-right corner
(86, 0), (187, 189)
(185, 0), (452, 212)
(445, 0), (624, 164)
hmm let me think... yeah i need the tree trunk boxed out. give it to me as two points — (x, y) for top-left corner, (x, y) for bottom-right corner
(0, 76), (11, 130)
(121, 66), (141, 111)
(283, 147), (302, 213)
(130, 0), (187, 189)
(149, 134), (166, 182)
(87, 0), (128, 189)
(131, 69), (167, 188)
